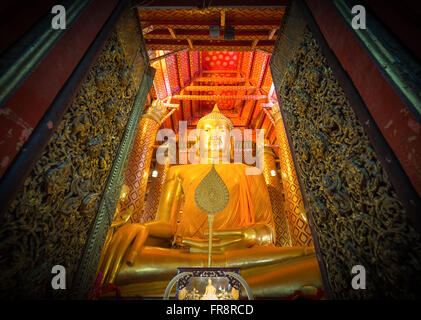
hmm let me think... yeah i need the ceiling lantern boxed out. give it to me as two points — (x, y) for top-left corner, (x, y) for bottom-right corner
(224, 26), (235, 40)
(209, 26), (220, 38)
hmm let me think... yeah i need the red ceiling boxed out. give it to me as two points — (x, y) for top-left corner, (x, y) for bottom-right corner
(150, 50), (277, 145)
(202, 51), (239, 70)
(201, 52), (240, 110)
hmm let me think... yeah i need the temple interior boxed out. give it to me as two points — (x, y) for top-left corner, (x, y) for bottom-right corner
(93, 6), (322, 299)
(0, 0), (421, 300)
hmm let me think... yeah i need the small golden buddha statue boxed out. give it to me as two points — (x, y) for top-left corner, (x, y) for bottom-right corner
(99, 105), (323, 298)
(201, 279), (217, 300)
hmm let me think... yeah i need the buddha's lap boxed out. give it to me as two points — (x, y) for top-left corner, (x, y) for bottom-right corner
(111, 252), (322, 298)
(115, 245), (318, 285)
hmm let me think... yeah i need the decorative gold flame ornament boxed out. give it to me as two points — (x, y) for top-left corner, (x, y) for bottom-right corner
(194, 164), (229, 266)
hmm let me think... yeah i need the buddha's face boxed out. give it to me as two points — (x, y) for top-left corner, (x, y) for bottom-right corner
(197, 119), (231, 161)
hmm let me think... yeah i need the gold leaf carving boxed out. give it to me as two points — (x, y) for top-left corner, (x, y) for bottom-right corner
(0, 32), (137, 299)
(194, 165), (229, 215)
(277, 28), (421, 299)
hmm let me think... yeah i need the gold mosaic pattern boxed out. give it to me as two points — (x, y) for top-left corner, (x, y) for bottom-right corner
(142, 161), (171, 223)
(263, 147), (292, 246)
(119, 102), (167, 224)
(271, 107), (313, 247)
(152, 59), (168, 100)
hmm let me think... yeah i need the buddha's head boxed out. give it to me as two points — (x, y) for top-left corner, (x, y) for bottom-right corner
(196, 104), (233, 162)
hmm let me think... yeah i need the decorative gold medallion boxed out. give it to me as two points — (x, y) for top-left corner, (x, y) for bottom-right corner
(194, 165), (229, 215)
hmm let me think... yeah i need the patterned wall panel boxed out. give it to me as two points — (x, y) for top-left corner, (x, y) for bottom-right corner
(179, 50), (191, 87)
(241, 52), (253, 78)
(165, 54), (181, 94)
(152, 60), (168, 100)
(160, 58), (171, 98)
(250, 52), (269, 87)
(190, 51), (200, 78)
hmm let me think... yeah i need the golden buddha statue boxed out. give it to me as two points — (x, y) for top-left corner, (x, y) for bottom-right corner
(98, 105), (323, 298)
(201, 279), (217, 300)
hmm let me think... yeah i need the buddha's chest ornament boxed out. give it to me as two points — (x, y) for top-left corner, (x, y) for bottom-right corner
(194, 164), (229, 267)
(194, 165), (229, 215)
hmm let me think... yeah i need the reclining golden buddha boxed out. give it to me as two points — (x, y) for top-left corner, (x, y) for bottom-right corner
(98, 104), (323, 298)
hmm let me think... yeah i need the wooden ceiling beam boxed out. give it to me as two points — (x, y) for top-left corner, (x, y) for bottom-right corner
(221, 9), (226, 27)
(251, 39), (259, 51)
(268, 28), (277, 40)
(187, 38), (194, 49)
(255, 107), (266, 129)
(261, 116), (272, 136)
(185, 85), (254, 91)
(168, 27), (177, 39)
(149, 48), (188, 63)
(145, 39), (275, 46)
(202, 70), (238, 74)
(140, 21), (282, 30)
(135, 0), (288, 7)
(240, 99), (254, 122)
(172, 94), (267, 101)
(196, 77), (245, 83)
(143, 29), (278, 40)
(145, 44), (274, 52)
(247, 100), (259, 128)
(266, 122), (274, 138)
(142, 24), (155, 34)
(255, 48), (273, 55)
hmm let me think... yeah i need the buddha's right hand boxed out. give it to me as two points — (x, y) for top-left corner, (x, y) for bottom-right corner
(99, 223), (149, 286)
